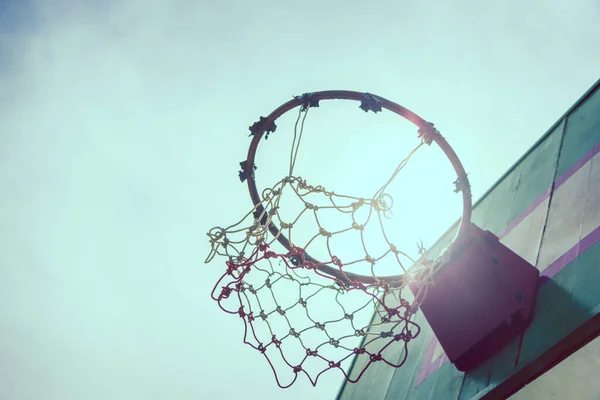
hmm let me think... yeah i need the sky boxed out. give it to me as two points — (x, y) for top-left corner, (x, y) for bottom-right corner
(1, 0), (599, 399)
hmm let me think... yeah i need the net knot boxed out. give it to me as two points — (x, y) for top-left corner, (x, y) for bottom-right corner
(207, 227), (225, 241)
(352, 222), (364, 231)
(237, 307), (246, 318)
(290, 246), (304, 256)
(319, 227), (332, 237)
(351, 199), (365, 210)
(354, 329), (366, 337)
(331, 256), (343, 267)
(293, 366), (303, 373)
(272, 335), (282, 348)
(328, 361), (341, 368)
(387, 307), (399, 317)
(257, 343), (267, 354)
(370, 354), (383, 362)
(225, 262), (237, 276)
(305, 202), (318, 210)
(220, 286), (233, 299)
(353, 347), (366, 355)
(306, 349), (318, 357)
(264, 251), (277, 259)
(303, 261), (317, 270)
(374, 193), (393, 212)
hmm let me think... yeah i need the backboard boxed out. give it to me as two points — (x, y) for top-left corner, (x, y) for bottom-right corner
(337, 78), (600, 400)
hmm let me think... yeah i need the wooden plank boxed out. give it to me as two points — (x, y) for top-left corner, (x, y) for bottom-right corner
(509, 328), (600, 398)
(475, 306), (600, 399)
(516, 271), (575, 368)
(536, 160), (590, 273)
(556, 84), (600, 177)
(569, 235), (600, 330)
(506, 122), (562, 228)
(475, 169), (520, 236)
(425, 362), (464, 400)
(457, 118), (561, 400)
(457, 358), (493, 400)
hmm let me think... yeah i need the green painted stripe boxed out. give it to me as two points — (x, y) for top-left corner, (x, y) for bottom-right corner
(557, 85), (600, 178)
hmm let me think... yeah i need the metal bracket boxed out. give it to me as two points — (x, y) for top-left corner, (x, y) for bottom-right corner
(453, 175), (470, 193)
(359, 93), (383, 113)
(417, 122), (441, 145)
(252, 207), (270, 225)
(239, 160), (257, 182)
(249, 117), (277, 139)
(294, 92), (320, 111)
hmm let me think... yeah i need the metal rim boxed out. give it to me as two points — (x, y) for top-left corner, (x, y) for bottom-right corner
(242, 90), (472, 285)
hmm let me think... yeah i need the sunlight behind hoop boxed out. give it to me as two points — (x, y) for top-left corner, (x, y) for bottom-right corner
(253, 98), (462, 277)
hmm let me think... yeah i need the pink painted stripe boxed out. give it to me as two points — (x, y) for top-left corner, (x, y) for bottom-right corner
(430, 354), (445, 371)
(541, 224), (600, 279)
(554, 141), (600, 189)
(415, 337), (439, 385)
(498, 188), (551, 239)
(499, 141), (600, 239)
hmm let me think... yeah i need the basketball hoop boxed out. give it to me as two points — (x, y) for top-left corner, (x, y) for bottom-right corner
(206, 91), (473, 387)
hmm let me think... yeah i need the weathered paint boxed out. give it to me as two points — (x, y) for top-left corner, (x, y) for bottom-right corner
(337, 78), (600, 400)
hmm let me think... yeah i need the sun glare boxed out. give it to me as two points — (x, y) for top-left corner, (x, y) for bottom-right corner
(251, 97), (464, 277)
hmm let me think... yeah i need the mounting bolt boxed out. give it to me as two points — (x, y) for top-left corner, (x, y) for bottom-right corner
(515, 292), (524, 302)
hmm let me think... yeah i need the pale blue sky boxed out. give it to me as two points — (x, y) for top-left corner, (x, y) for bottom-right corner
(1, 1), (599, 399)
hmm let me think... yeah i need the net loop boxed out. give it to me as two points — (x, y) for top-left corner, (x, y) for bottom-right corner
(210, 244), (422, 387)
